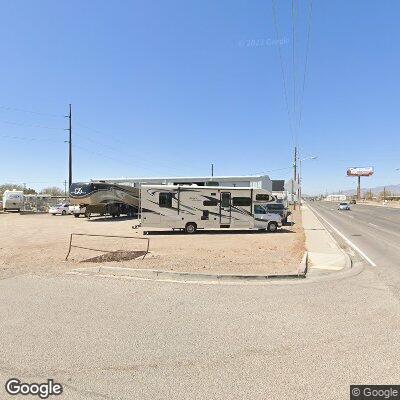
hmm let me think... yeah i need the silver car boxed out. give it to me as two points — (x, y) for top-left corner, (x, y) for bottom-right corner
(338, 202), (350, 211)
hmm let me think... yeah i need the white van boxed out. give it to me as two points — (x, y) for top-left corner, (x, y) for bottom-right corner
(140, 185), (282, 233)
(2, 190), (24, 212)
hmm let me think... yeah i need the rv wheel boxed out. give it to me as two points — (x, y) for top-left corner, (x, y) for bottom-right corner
(267, 221), (278, 233)
(185, 222), (197, 234)
(62, 210), (66, 216)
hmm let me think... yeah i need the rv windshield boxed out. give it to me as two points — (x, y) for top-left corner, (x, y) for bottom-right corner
(69, 183), (93, 197)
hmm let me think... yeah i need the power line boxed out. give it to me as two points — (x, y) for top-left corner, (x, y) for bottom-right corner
(74, 121), (201, 174)
(271, 0), (295, 140)
(0, 133), (63, 143)
(291, 0), (298, 146)
(297, 0), (314, 131)
(0, 105), (63, 118)
(72, 144), (169, 175)
(0, 120), (64, 130)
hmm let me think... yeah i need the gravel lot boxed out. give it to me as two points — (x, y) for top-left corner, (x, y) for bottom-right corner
(0, 210), (304, 279)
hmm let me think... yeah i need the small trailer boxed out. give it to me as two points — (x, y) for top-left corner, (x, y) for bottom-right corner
(140, 185), (282, 233)
(2, 190), (24, 212)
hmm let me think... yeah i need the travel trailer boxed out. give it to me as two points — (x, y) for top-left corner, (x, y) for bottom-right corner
(140, 185), (282, 233)
(69, 181), (140, 217)
(2, 190), (24, 212)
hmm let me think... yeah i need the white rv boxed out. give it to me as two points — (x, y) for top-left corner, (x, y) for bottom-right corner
(140, 185), (282, 233)
(2, 190), (24, 212)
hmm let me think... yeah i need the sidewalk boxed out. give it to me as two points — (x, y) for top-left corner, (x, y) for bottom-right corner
(301, 204), (349, 276)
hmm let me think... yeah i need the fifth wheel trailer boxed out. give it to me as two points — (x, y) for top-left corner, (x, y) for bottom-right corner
(69, 181), (140, 217)
(140, 185), (282, 233)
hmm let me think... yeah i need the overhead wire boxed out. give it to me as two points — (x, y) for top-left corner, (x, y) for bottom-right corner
(271, 0), (295, 141)
(0, 120), (64, 130)
(0, 133), (64, 143)
(74, 121), (203, 175)
(0, 105), (63, 118)
(291, 0), (297, 146)
(297, 0), (314, 132)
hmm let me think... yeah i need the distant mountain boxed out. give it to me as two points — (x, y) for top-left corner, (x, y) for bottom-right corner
(334, 184), (400, 196)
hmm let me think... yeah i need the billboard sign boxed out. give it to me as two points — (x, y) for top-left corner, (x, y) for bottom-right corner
(346, 167), (374, 177)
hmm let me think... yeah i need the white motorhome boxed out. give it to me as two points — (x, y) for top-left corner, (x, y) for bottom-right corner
(2, 190), (24, 212)
(140, 185), (282, 233)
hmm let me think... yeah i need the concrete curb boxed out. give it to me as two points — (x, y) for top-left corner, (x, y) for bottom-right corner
(297, 252), (308, 275)
(69, 260), (308, 284)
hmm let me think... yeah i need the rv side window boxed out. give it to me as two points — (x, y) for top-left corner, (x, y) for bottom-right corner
(159, 192), (173, 208)
(256, 194), (270, 201)
(232, 197), (251, 206)
(203, 199), (218, 206)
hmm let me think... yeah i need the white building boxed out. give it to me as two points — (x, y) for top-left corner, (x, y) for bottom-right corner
(326, 194), (347, 202)
(91, 175), (273, 191)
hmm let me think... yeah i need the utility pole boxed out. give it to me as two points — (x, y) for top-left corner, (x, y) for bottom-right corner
(64, 180), (67, 197)
(357, 176), (361, 200)
(211, 163), (214, 178)
(66, 104), (72, 192)
(293, 146), (297, 210)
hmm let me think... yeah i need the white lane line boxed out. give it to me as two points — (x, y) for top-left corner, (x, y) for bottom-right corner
(308, 204), (377, 267)
(368, 223), (379, 228)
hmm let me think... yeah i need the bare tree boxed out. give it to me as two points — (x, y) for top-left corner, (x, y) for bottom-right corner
(40, 187), (64, 196)
(0, 183), (36, 195)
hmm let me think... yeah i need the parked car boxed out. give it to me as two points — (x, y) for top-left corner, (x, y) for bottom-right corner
(49, 203), (71, 215)
(265, 203), (290, 224)
(338, 202), (350, 210)
(69, 205), (88, 218)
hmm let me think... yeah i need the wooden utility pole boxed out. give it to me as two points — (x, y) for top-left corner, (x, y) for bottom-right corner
(67, 104), (72, 192)
(293, 146), (297, 209)
(211, 163), (214, 178)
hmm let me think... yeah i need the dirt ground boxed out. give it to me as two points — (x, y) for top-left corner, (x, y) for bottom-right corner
(0, 210), (305, 279)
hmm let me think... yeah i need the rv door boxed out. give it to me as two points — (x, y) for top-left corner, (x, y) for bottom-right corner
(220, 192), (231, 224)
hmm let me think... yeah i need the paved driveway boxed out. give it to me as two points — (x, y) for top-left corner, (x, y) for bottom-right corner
(1, 265), (399, 400)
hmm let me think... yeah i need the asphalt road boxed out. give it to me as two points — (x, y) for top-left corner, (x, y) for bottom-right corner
(1, 203), (400, 400)
(308, 201), (400, 300)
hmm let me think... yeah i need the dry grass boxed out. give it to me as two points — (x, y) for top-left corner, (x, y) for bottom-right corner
(0, 210), (305, 279)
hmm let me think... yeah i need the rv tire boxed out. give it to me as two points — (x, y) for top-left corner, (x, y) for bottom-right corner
(185, 222), (197, 234)
(267, 221), (278, 233)
(62, 210), (66, 216)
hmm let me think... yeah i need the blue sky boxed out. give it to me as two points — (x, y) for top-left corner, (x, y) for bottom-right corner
(1, 0), (399, 195)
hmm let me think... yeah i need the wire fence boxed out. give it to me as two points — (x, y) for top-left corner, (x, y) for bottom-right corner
(21, 195), (68, 213)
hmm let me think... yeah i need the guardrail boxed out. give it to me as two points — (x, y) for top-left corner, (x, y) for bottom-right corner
(65, 233), (150, 261)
